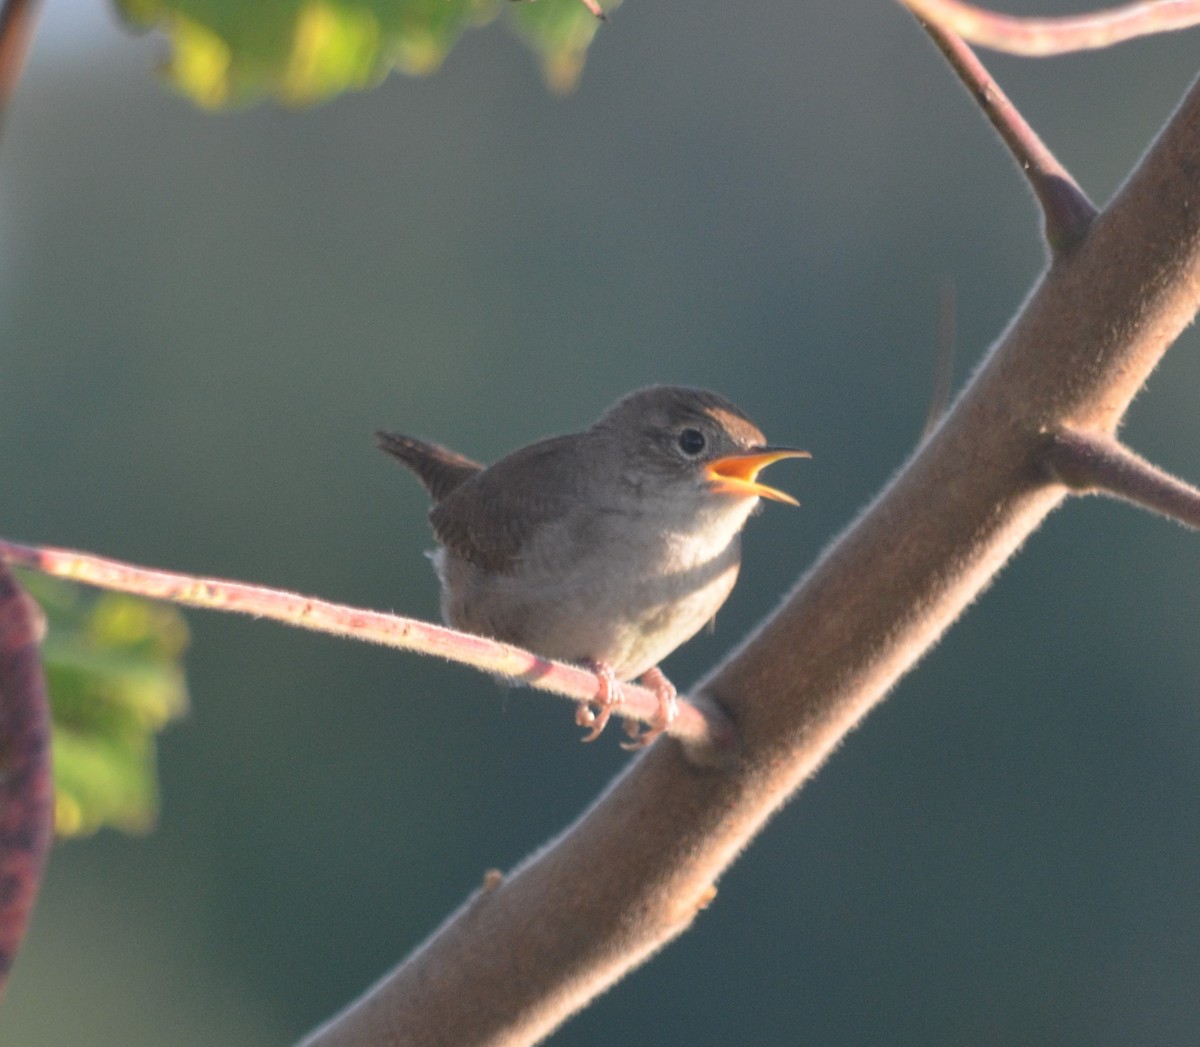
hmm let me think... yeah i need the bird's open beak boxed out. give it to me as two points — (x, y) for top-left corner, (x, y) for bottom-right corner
(704, 446), (810, 505)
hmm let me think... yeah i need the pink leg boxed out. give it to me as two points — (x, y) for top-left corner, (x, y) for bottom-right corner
(576, 661), (621, 743)
(620, 666), (679, 750)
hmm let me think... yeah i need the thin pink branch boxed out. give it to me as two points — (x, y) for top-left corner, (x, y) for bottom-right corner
(903, 0), (1200, 55)
(0, 538), (731, 752)
(918, 18), (1097, 251)
(1046, 428), (1200, 528)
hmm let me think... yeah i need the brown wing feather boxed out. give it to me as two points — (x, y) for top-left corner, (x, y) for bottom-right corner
(375, 431), (484, 503)
(429, 433), (596, 574)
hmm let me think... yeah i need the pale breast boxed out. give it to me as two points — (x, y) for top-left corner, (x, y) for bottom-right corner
(433, 505), (748, 680)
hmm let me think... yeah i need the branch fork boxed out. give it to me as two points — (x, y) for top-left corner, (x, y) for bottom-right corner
(1045, 428), (1200, 528)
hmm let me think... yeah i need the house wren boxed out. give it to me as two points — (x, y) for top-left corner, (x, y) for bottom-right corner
(377, 385), (807, 746)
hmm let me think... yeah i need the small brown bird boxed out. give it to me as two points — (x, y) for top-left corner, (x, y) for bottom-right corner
(377, 386), (807, 745)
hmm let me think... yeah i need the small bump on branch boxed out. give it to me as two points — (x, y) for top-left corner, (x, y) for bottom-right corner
(902, 0), (1200, 56)
(1045, 428), (1200, 529)
(918, 17), (1098, 253)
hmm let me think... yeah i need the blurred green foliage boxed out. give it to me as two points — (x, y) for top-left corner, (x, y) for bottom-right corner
(115, 0), (615, 106)
(19, 574), (189, 838)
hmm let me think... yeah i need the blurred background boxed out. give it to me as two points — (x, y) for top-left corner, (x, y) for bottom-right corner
(1, 0), (1199, 1043)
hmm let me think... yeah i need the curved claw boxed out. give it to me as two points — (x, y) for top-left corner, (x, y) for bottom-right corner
(577, 662), (621, 743)
(620, 667), (679, 751)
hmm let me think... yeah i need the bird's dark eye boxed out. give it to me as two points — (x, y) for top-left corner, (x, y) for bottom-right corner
(677, 428), (707, 456)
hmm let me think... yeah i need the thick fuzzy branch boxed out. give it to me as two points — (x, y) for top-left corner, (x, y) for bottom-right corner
(0, 539), (727, 749)
(1046, 428), (1200, 528)
(919, 19), (1097, 251)
(298, 71), (1200, 1047)
(903, 0), (1200, 55)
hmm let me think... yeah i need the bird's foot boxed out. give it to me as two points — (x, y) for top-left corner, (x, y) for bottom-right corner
(620, 666), (679, 750)
(577, 661), (621, 742)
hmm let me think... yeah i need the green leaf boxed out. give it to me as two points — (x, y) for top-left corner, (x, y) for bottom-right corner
(18, 574), (189, 838)
(505, 0), (616, 94)
(114, 0), (613, 108)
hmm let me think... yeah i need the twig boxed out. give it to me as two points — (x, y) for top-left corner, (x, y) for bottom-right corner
(1046, 428), (1200, 528)
(0, 0), (41, 135)
(903, 0), (1200, 55)
(919, 18), (1097, 251)
(0, 538), (732, 752)
(0, 564), (52, 999)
